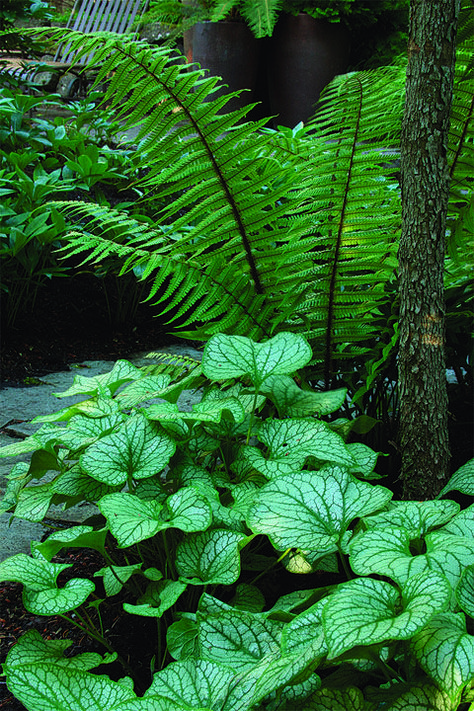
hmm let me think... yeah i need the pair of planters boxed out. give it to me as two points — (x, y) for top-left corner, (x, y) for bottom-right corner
(184, 14), (350, 127)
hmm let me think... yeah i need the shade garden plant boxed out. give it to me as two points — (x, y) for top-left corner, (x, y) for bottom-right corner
(1, 331), (474, 710)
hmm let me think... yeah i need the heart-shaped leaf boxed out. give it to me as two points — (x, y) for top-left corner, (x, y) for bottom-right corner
(456, 565), (474, 617)
(438, 458), (474, 498)
(303, 686), (366, 710)
(243, 419), (355, 477)
(411, 612), (474, 700)
(202, 332), (312, 389)
(145, 397), (245, 424)
(175, 529), (249, 585)
(366, 682), (455, 710)
(115, 374), (171, 408)
(100, 487), (212, 548)
(247, 467), (392, 556)
(51, 465), (119, 502)
(0, 554), (94, 615)
(54, 359), (143, 398)
(124, 580), (187, 617)
(33, 525), (107, 561)
(167, 617), (200, 661)
(322, 571), (451, 659)
(197, 606), (283, 671)
(14, 483), (54, 522)
(441, 504), (474, 537)
(349, 527), (474, 588)
(363, 500), (459, 537)
(81, 414), (176, 485)
(94, 563), (142, 596)
(260, 375), (347, 417)
(144, 658), (235, 709)
(281, 596), (328, 658)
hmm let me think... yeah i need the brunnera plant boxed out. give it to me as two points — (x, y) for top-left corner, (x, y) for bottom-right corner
(1, 332), (474, 710)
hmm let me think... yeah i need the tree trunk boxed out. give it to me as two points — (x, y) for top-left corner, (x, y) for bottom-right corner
(398, 0), (459, 500)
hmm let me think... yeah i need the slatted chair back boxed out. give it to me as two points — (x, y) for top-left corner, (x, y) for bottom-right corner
(54, 0), (145, 63)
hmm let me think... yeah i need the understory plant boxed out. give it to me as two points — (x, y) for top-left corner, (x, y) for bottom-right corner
(1, 332), (474, 709)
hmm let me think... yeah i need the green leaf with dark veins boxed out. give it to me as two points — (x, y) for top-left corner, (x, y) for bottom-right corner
(54, 359), (143, 398)
(33, 525), (107, 561)
(456, 565), (474, 618)
(363, 500), (460, 537)
(175, 529), (249, 585)
(243, 418), (355, 478)
(94, 563), (142, 596)
(441, 504), (474, 537)
(438, 458), (474, 498)
(144, 658), (235, 709)
(202, 332), (312, 389)
(411, 612), (474, 700)
(303, 686), (366, 710)
(0, 554), (94, 615)
(261, 375), (347, 417)
(14, 484), (54, 522)
(99, 493), (165, 547)
(124, 579), (187, 617)
(247, 467), (392, 556)
(322, 571), (451, 659)
(349, 527), (474, 587)
(115, 374), (171, 408)
(51, 464), (120, 502)
(346, 442), (380, 479)
(366, 681), (456, 710)
(167, 617), (200, 661)
(81, 414), (175, 485)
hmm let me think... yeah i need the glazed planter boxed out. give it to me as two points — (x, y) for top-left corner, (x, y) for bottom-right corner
(184, 21), (265, 117)
(267, 13), (351, 127)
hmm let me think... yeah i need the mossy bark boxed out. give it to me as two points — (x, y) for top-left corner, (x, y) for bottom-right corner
(398, 0), (459, 499)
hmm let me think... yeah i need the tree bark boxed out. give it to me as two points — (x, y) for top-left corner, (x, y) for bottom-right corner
(398, 0), (459, 500)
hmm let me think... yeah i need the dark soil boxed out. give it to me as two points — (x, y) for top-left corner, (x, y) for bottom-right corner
(1, 272), (201, 387)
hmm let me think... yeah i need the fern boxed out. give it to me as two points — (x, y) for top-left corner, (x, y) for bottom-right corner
(27, 26), (472, 384)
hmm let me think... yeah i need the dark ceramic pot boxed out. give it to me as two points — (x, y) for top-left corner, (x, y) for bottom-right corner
(184, 21), (264, 117)
(267, 13), (351, 128)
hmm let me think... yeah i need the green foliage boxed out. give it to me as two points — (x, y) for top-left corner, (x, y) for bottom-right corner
(0, 0), (51, 52)
(0, 87), (145, 327)
(1, 332), (474, 710)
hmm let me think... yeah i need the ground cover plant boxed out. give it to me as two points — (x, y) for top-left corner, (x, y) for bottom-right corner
(1, 331), (474, 709)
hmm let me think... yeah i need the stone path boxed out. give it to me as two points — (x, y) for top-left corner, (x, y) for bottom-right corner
(0, 345), (202, 562)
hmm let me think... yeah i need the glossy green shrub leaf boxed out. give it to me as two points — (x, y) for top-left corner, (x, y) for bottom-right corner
(349, 527), (474, 587)
(54, 359), (143, 398)
(243, 419), (355, 477)
(202, 332), (312, 388)
(100, 487), (212, 547)
(94, 563), (142, 596)
(438, 458), (474, 497)
(81, 414), (176, 485)
(144, 658), (234, 709)
(247, 467), (392, 555)
(0, 554), (94, 614)
(124, 580), (187, 617)
(411, 612), (474, 700)
(322, 571), (451, 659)
(197, 606), (283, 671)
(261, 375), (347, 417)
(363, 500), (460, 537)
(456, 565), (474, 617)
(175, 529), (249, 585)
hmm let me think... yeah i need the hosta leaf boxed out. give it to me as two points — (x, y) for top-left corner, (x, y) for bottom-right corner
(145, 658), (235, 709)
(0, 554), (94, 615)
(124, 580), (187, 617)
(456, 565), (474, 617)
(303, 686), (366, 710)
(54, 359), (142, 398)
(260, 375), (347, 417)
(322, 571), (451, 659)
(243, 419), (354, 477)
(247, 467), (392, 556)
(438, 458), (474, 497)
(94, 563), (142, 596)
(175, 529), (249, 585)
(349, 527), (474, 587)
(197, 607), (283, 671)
(4, 629), (116, 671)
(81, 414), (176, 485)
(115, 374), (171, 408)
(411, 612), (474, 699)
(33, 526), (107, 561)
(363, 500), (460, 537)
(202, 332), (312, 389)
(14, 484), (54, 522)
